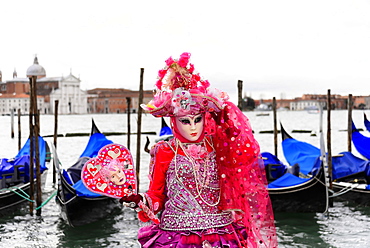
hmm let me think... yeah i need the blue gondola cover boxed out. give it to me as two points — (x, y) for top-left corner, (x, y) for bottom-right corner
(15, 136), (48, 171)
(73, 180), (102, 197)
(268, 173), (310, 188)
(79, 133), (113, 158)
(282, 138), (320, 175)
(1, 136), (48, 183)
(160, 126), (173, 136)
(352, 122), (370, 160)
(364, 113), (370, 132)
(332, 152), (370, 180)
(261, 152), (287, 179)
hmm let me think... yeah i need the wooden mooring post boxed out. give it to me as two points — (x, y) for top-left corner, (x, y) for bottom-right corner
(272, 97), (278, 156)
(11, 109), (15, 138)
(53, 100), (59, 185)
(30, 76), (42, 216)
(28, 76), (35, 215)
(18, 109), (21, 151)
(126, 97), (131, 150)
(347, 94), (353, 152)
(136, 68), (144, 193)
(327, 89), (333, 207)
(237, 80), (243, 111)
(26, 56), (45, 216)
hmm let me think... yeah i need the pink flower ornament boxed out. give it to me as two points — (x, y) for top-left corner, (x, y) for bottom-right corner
(185, 144), (207, 159)
(178, 52), (191, 67)
(165, 57), (175, 66)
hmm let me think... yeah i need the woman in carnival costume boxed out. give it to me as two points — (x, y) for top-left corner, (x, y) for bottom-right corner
(120, 52), (277, 248)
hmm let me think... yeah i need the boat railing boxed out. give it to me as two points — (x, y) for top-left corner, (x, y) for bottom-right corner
(0, 165), (25, 189)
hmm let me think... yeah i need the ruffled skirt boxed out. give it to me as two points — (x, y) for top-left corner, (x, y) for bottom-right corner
(138, 223), (247, 248)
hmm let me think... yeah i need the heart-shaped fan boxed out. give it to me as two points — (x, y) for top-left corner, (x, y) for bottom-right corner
(81, 143), (136, 198)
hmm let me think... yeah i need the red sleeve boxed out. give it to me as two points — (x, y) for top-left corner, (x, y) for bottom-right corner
(141, 141), (174, 220)
(137, 210), (151, 222)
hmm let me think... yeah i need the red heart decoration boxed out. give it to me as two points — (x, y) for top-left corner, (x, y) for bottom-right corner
(81, 143), (136, 198)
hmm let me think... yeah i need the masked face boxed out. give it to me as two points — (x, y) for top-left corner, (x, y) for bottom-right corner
(174, 114), (204, 142)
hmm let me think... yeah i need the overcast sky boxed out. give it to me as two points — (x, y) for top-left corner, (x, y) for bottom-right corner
(1, 0), (369, 103)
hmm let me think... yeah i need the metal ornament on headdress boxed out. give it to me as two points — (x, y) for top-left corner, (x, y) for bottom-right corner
(171, 88), (197, 115)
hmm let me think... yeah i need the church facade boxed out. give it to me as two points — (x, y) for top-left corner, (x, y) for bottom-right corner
(0, 57), (153, 115)
(42, 74), (88, 114)
(0, 58), (88, 115)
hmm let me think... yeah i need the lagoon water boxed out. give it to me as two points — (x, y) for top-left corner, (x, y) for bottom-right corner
(1, 110), (370, 248)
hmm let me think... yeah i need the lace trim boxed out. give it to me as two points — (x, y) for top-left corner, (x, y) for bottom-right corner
(160, 211), (233, 231)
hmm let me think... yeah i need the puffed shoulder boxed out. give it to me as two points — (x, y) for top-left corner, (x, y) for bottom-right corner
(149, 140), (174, 157)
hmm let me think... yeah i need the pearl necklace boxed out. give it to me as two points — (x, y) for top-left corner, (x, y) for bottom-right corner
(174, 138), (220, 207)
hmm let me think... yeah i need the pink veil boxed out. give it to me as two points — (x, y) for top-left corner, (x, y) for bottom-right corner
(205, 101), (277, 248)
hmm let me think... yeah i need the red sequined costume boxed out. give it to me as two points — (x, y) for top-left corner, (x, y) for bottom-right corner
(134, 52), (277, 247)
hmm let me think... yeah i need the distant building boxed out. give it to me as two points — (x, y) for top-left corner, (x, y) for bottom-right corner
(87, 88), (154, 113)
(365, 96), (370, 109)
(255, 98), (294, 110)
(255, 93), (370, 111)
(47, 74), (88, 114)
(0, 70), (47, 115)
(3, 58), (368, 114)
(0, 57), (88, 115)
(353, 95), (370, 109)
(288, 94), (350, 110)
(0, 93), (44, 115)
(1, 58), (158, 115)
(290, 99), (326, 111)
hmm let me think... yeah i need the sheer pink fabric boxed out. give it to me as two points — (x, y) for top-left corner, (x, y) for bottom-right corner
(205, 101), (277, 248)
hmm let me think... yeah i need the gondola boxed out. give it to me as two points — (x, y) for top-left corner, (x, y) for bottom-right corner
(331, 152), (370, 206)
(144, 117), (173, 153)
(364, 113), (370, 132)
(330, 119), (370, 206)
(54, 119), (121, 227)
(0, 136), (49, 215)
(264, 124), (329, 213)
(351, 121), (370, 160)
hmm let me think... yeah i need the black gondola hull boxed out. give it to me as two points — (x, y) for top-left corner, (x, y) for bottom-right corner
(332, 182), (370, 207)
(268, 166), (328, 212)
(55, 172), (121, 227)
(0, 173), (48, 216)
(0, 183), (31, 215)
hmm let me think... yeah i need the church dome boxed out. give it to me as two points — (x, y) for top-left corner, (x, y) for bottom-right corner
(27, 56), (46, 78)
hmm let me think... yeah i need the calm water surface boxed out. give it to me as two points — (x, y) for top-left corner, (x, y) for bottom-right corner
(1, 110), (370, 248)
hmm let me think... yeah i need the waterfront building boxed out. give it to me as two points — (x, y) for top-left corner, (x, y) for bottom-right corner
(2, 58), (368, 114)
(255, 93), (370, 111)
(0, 93), (44, 115)
(0, 66), (47, 115)
(290, 99), (326, 111)
(365, 96), (370, 109)
(1, 58), (154, 115)
(0, 57), (88, 115)
(47, 74), (88, 114)
(254, 98), (294, 110)
(87, 88), (154, 113)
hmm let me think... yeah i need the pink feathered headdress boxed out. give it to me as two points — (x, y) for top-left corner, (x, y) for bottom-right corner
(141, 52), (229, 117)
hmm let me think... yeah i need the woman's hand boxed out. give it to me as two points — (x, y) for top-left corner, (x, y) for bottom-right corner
(120, 194), (160, 224)
(211, 108), (240, 137)
(119, 194), (143, 208)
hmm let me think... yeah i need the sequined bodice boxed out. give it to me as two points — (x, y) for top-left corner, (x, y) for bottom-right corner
(159, 150), (233, 231)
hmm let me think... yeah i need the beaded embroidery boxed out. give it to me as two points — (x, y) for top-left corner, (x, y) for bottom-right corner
(160, 144), (233, 231)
